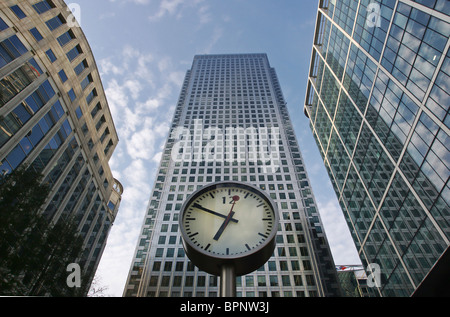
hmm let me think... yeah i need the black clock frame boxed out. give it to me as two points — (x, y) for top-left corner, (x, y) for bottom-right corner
(179, 181), (279, 276)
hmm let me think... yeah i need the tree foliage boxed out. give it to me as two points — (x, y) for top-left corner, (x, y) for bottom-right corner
(0, 167), (86, 296)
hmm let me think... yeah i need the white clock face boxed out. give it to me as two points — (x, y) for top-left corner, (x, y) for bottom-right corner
(182, 184), (276, 257)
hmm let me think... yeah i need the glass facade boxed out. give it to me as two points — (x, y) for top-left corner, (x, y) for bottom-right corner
(0, 0), (122, 295)
(305, 0), (449, 296)
(124, 53), (341, 297)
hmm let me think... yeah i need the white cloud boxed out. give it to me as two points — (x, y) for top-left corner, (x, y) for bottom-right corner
(123, 159), (151, 189)
(94, 156), (153, 296)
(168, 70), (185, 86)
(109, 0), (151, 4)
(157, 56), (171, 72)
(149, 0), (184, 20)
(104, 79), (129, 120)
(198, 5), (212, 24)
(126, 126), (156, 160)
(152, 151), (162, 163)
(99, 58), (124, 77)
(138, 98), (161, 112)
(99, 11), (116, 20)
(124, 79), (143, 100)
(149, 0), (212, 23)
(204, 26), (224, 54)
(92, 13), (203, 292)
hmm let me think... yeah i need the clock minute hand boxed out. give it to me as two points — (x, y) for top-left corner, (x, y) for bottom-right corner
(213, 195), (240, 241)
(193, 203), (238, 223)
(213, 211), (235, 241)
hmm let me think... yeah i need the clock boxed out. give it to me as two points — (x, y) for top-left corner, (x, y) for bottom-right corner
(179, 181), (279, 276)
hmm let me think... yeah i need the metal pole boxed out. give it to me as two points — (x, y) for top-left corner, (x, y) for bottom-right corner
(220, 264), (236, 297)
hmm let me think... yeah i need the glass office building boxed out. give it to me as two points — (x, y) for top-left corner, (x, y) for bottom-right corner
(0, 0), (122, 295)
(304, 0), (449, 296)
(124, 53), (341, 297)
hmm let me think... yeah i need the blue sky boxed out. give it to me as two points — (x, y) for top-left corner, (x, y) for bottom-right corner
(73, 0), (361, 296)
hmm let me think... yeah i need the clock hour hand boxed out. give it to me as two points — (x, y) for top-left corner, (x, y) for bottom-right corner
(192, 203), (238, 223)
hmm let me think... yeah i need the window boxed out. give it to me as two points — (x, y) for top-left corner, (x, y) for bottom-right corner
(58, 69), (68, 82)
(104, 140), (113, 155)
(80, 74), (92, 90)
(29, 28), (43, 41)
(90, 102), (102, 118)
(0, 62), (41, 107)
(46, 49), (57, 62)
(0, 17), (9, 31)
(86, 88), (97, 105)
(46, 15), (65, 31)
(5, 144), (26, 169)
(33, 0), (55, 14)
(10, 5), (26, 19)
(3, 102), (65, 172)
(57, 30), (75, 47)
(100, 128), (109, 143)
(74, 59), (88, 76)
(66, 45), (82, 62)
(75, 106), (83, 119)
(68, 88), (76, 101)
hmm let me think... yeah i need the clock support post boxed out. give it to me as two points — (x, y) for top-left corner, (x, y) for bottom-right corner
(220, 264), (236, 297)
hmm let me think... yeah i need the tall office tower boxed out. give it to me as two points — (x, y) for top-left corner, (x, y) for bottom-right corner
(124, 53), (341, 297)
(304, 0), (449, 297)
(0, 0), (122, 295)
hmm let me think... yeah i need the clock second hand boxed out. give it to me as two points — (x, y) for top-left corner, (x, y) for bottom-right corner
(213, 195), (240, 241)
(192, 203), (238, 223)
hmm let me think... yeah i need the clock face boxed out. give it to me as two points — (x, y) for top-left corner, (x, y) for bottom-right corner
(181, 182), (276, 258)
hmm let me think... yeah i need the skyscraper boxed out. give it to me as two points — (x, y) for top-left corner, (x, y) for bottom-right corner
(0, 0), (122, 295)
(304, 0), (449, 296)
(124, 53), (341, 297)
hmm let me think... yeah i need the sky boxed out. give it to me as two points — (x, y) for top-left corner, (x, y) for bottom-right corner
(71, 0), (362, 296)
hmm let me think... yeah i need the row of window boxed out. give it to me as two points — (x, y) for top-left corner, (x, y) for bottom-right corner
(143, 288), (319, 297)
(0, 79), (58, 168)
(0, 58), (43, 108)
(9, 1), (54, 19)
(314, 0), (450, 297)
(3, 2), (117, 284)
(381, 2), (450, 101)
(145, 271), (316, 297)
(35, 7), (114, 159)
(1, 1), (113, 181)
(1, 112), (70, 175)
(0, 34), (28, 71)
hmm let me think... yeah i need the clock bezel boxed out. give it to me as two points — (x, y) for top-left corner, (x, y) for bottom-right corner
(179, 181), (279, 276)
